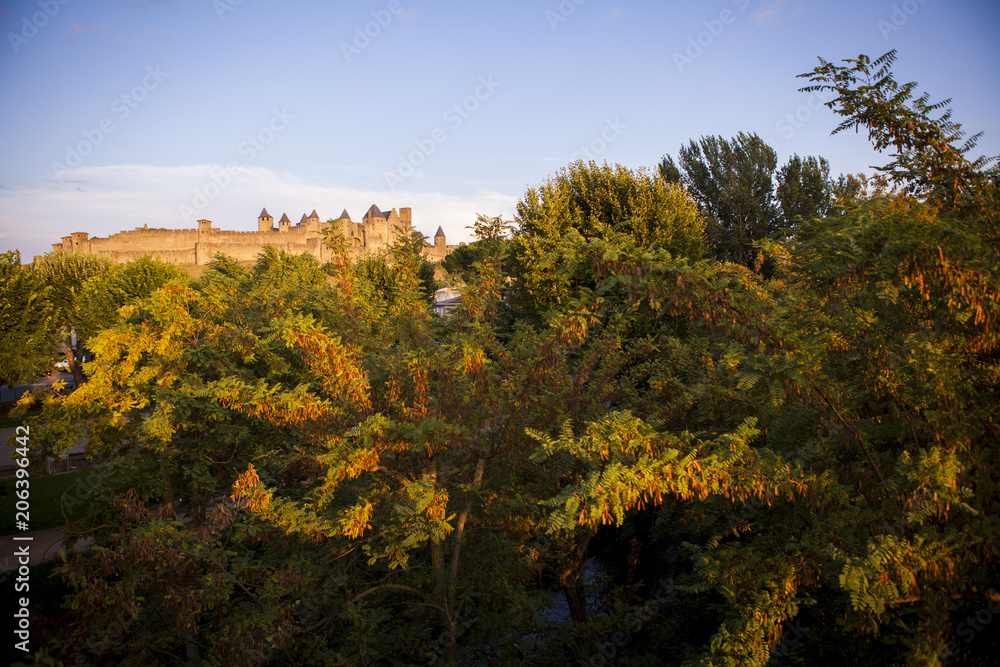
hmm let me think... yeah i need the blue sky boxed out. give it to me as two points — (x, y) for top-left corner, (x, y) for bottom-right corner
(1, 0), (998, 260)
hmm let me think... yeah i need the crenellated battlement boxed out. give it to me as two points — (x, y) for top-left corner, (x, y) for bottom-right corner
(54, 205), (457, 266)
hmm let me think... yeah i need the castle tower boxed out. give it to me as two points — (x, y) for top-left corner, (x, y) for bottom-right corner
(387, 208), (405, 242)
(434, 226), (446, 249)
(258, 207), (274, 232)
(363, 204), (387, 248)
(195, 219), (213, 265)
(399, 207), (412, 229)
(197, 219), (212, 239)
(278, 213), (291, 233)
(67, 232), (90, 253)
(302, 209), (321, 233)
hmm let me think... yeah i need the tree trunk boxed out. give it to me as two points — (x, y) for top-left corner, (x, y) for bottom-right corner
(64, 331), (85, 387)
(192, 480), (202, 527)
(560, 567), (588, 623)
(161, 468), (174, 508)
(431, 537), (457, 663)
(185, 633), (199, 664)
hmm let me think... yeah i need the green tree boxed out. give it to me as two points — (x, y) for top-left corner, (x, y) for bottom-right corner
(511, 159), (706, 321)
(664, 135), (832, 267)
(441, 214), (513, 285)
(798, 49), (999, 211)
(75, 254), (187, 343)
(776, 153), (832, 226)
(673, 132), (780, 267)
(17, 51), (1000, 667)
(657, 154), (683, 184)
(0, 250), (56, 387)
(17, 250), (344, 665)
(29, 251), (113, 386)
(440, 241), (484, 284)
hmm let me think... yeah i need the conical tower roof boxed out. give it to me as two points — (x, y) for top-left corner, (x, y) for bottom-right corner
(434, 226), (446, 238)
(259, 207), (271, 219)
(338, 209), (351, 220)
(309, 209), (319, 219)
(279, 213), (291, 223)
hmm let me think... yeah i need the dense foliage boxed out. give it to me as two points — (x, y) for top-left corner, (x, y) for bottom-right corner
(660, 134), (833, 268)
(7, 52), (1000, 666)
(0, 250), (55, 387)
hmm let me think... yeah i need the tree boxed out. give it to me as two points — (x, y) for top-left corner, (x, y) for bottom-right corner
(391, 228), (440, 302)
(657, 154), (683, 184)
(797, 50), (999, 211)
(441, 214), (513, 286)
(0, 250), (56, 387)
(664, 135), (832, 267)
(18, 52), (1000, 667)
(776, 153), (832, 227)
(29, 251), (113, 386)
(75, 255), (186, 343)
(511, 159), (706, 320)
(673, 132), (780, 267)
(18, 250), (346, 665)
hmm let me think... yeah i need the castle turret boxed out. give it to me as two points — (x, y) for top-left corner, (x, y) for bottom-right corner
(363, 204), (387, 248)
(66, 232), (90, 253)
(258, 207), (273, 232)
(195, 220), (213, 265)
(434, 226), (446, 249)
(302, 209), (321, 233)
(278, 213), (291, 233)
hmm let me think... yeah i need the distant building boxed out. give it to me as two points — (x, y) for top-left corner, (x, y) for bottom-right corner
(432, 287), (463, 317)
(52, 205), (457, 266)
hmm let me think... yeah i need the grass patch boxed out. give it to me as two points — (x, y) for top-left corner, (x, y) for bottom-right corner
(0, 471), (89, 535)
(0, 410), (41, 429)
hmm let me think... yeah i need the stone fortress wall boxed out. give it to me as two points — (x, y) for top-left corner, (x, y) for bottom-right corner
(55, 205), (458, 266)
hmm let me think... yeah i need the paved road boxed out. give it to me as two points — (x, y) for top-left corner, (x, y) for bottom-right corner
(1, 371), (85, 471)
(1, 374), (94, 570)
(0, 527), (92, 571)
(0, 371), (75, 403)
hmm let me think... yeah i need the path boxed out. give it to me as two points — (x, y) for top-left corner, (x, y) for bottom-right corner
(0, 527), (93, 572)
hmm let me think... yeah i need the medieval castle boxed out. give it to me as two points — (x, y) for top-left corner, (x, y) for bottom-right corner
(54, 206), (457, 266)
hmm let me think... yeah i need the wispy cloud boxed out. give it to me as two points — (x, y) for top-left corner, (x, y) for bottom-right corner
(68, 22), (110, 35)
(754, 0), (787, 26)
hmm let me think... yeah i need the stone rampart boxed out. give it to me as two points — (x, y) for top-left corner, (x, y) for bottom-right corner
(56, 206), (456, 266)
